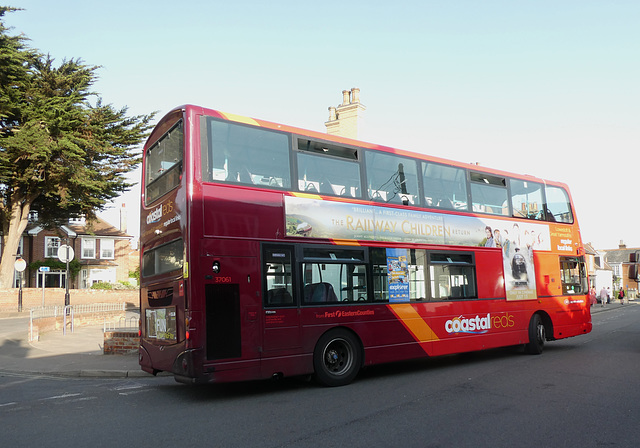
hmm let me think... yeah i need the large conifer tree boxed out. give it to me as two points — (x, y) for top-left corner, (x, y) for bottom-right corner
(0, 7), (154, 287)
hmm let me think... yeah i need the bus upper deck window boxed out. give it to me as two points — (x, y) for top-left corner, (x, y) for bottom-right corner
(470, 172), (509, 216)
(510, 179), (545, 221)
(203, 119), (291, 189)
(422, 162), (468, 211)
(365, 152), (419, 206)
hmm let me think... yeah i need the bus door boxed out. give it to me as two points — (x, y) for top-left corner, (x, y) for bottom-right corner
(262, 245), (301, 352)
(204, 254), (262, 364)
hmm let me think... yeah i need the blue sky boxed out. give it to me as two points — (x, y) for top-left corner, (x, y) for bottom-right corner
(6, 1), (640, 249)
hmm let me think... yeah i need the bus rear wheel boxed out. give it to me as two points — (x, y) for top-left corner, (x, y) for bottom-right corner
(525, 314), (545, 355)
(313, 329), (361, 387)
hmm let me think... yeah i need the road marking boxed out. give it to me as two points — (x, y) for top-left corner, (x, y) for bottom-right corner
(41, 393), (82, 401)
(119, 389), (152, 396)
(62, 396), (98, 403)
(112, 383), (145, 391)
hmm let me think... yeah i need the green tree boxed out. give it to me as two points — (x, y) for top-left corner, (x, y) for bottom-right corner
(0, 8), (155, 287)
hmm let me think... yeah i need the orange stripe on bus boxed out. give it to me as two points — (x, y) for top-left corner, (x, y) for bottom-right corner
(388, 304), (439, 342)
(330, 239), (361, 246)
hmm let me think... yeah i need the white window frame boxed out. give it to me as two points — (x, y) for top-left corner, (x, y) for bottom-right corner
(100, 238), (115, 259)
(81, 269), (88, 289)
(82, 237), (96, 259)
(45, 237), (61, 258)
(613, 264), (621, 277)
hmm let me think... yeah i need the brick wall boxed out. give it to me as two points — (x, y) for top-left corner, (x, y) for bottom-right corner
(0, 288), (138, 313)
(104, 330), (140, 355)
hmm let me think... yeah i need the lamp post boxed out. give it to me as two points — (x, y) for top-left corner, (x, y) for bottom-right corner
(65, 245), (70, 306)
(57, 241), (75, 307)
(14, 256), (26, 312)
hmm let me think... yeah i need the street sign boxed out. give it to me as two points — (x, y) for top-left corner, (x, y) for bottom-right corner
(39, 266), (50, 272)
(57, 245), (75, 263)
(14, 258), (26, 272)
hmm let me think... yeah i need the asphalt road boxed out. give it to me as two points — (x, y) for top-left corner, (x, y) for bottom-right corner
(1, 305), (639, 448)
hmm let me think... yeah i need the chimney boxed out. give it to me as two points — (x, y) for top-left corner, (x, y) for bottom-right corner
(120, 203), (128, 234)
(351, 87), (360, 103)
(342, 89), (351, 106)
(328, 106), (337, 121)
(325, 88), (366, 139)
(619, 240), (627, 249)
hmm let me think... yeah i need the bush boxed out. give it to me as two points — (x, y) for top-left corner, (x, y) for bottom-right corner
(90, 281), (138, 290)
(117, 281), (138, 290)
(90, 282), (113, 290)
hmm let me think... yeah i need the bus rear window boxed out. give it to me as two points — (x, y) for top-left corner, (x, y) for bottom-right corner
(545, 185), (574, 223)
(142, 239), (184, 277)
(145, 121), (184, 204)
(145, 307), (177, 341)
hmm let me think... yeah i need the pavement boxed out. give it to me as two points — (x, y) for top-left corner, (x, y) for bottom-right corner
(0, 313), (153, 379)
(0, 300), (634, 379)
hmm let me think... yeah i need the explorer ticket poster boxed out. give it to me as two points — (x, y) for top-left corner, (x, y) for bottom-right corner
(285, 195), (551, 301)
(386, 248), (410, 303)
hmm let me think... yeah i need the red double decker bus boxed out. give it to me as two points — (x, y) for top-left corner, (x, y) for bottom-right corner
(139, 105), (591, 386)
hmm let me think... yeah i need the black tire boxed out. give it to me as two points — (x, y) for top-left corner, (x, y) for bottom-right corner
(525, 314), (545, 355)
(313, 329), (361, 387)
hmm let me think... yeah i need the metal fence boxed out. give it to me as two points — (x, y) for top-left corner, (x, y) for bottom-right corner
(104, 315), (139, 332)
(29, 302), (125, 319)
(29, 303), (127, 340)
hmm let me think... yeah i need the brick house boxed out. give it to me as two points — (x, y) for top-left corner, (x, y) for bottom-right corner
(601, 240), (639, 297)
(14, 213), (137, 289)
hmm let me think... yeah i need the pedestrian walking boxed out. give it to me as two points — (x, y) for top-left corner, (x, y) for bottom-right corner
(589, 287), (597, 307)
(599, 287), (608, 307)
(618, 287), (625, 304)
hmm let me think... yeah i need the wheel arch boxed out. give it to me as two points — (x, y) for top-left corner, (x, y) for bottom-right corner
(534, 310), (554, 341)
(315, 325), (365, 369)
(312, 325), (365, 386)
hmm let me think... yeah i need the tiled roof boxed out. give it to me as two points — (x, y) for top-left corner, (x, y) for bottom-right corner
(604, 248), (640, 264)
(67, 217), (131, 238)
(25, 216), (131, 239)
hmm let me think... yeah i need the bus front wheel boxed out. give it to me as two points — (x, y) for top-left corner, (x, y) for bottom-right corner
(525, 314), (545, 355)
(313, 329), (361, 387)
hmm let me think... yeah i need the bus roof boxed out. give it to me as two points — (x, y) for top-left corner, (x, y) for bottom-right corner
(148, 104), (571, 191)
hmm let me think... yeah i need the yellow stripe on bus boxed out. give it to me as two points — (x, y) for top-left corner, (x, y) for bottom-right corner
(290, 192), (323, 200)
(388, 304), (439, 342)
(219, 112), (261, 127)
